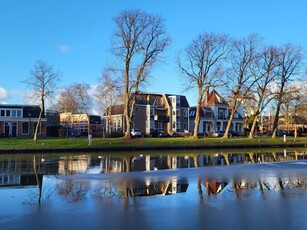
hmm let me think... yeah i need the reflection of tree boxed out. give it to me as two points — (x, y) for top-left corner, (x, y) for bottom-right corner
(193, 155), (199, 168)
(221, 153), (230, 166)
(91, 183), (119, 199)
(56, 180), (89, 202)
(222, 177), (307, 198)
(123, 157), (132, 172)
(33, 155), (42, 204)
(248, 152), (255, 164)
(25, 155), (52, 205)
(197, 179), (203, 195)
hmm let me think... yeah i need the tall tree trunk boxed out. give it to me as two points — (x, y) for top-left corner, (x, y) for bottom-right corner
(271, 102), (281, 138)
(34, 108), (43, 143)
(193, 86), (203, 138)
(193, 104), (201, 138)
(224, 109), (235, 138)
(248, 114), (259, 138)
(224, 98), (238, 138)
(272, 82), (285, 138)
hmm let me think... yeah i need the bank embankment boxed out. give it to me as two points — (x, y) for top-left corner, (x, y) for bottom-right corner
(0, 136), (306, 154)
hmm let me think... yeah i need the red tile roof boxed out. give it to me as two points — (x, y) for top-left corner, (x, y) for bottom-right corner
(201, 89), (229, 106)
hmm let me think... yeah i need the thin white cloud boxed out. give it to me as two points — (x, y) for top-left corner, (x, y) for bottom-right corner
(0, 86), (8, 100)
(57, 44), (71, 53)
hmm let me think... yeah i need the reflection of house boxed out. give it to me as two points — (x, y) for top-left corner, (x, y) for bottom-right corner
(0, 155), (44, 187)
(58, 156), (89, 175)
(204, 182), (228, 196)
(0, 104), (47, 138)
(114, 179), (188, 197)
(104, 92), (190, 136)
(60, 112), (102, 135)
(189, 90), (244, 135)
(131, 155), (199, 171)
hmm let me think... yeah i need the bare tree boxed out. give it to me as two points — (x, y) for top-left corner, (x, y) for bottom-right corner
(111, 9), (170, 138)
(23, 61), (61, 143)
(70, 83), (92, 114)
(56, 88), (79, 114)
(223, 34), (261, 138)
(279, 82), (305, 137)
(271, 43), (304, 138)
(94, 70), (122, 134)
(178, 32), (231, 138)
(248, 46), (280, 138)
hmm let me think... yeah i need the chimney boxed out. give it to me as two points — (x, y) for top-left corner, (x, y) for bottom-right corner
(205, 88), (209, 104)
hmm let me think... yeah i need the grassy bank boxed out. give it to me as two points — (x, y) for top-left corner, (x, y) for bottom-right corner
(0, 136), (306, 153)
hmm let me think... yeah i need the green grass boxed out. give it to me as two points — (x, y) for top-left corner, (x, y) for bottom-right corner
(0, 136), (306, 152)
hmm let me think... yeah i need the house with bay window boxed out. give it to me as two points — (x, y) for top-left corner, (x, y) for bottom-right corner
(104, 92), (190, 136)
(189, 89), (244, 135)
(0, 105), (46, 138)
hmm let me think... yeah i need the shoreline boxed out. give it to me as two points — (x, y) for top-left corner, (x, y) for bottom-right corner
(1, 139), (306, 154)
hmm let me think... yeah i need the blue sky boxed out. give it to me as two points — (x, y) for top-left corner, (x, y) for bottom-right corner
(1, 0), (306, 108)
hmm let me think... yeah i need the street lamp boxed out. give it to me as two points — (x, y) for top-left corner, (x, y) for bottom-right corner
(28, 113), (32, 139)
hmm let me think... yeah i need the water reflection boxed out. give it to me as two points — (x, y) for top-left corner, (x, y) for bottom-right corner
(1, 150), (307, 229)
(44, 148), (307, 174)
(1, 149), (306, 182)
(0, 148), (307, 202)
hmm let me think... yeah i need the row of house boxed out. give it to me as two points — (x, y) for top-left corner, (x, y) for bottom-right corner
(104, 89), (244, 136)
(0, 89), (245, 137)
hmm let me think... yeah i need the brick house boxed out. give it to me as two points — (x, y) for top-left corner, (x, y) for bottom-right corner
(0, 105), (47, 138)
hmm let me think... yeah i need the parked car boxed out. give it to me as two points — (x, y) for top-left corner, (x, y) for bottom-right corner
(229, 131), (240, 137)
(131, 129), (142, 138)
(150, 129), (167, 138)
(212, 131), (226, 137)
(275, 130), (293, 137)
(68, 129), (80, 138)
(212, 130), (239, 138)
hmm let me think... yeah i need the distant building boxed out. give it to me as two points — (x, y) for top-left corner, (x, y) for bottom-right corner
(59, 112), (102, 135)
(0, 104), (47, 138)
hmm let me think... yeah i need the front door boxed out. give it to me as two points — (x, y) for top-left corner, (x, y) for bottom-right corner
(4, 122), (17, 138)
(12, 122), (17, 137)
(4, 123), (9, 137)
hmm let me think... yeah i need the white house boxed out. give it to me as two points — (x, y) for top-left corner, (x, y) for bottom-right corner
(189, 90), (244, 135)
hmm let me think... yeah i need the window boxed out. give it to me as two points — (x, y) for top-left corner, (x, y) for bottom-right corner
(176, 122), (180, 131)
(205, 112), (213, 118)
(6, 110), (10, 117)
(12, 110), (22, 117)
(183, 110), (188, 118)
(203, 122), (212, 132)
(158, 122), (164, 131)
(0, 110), (4, 117)
(218, 108), (227, 120)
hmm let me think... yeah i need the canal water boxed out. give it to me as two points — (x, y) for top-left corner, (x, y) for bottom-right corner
(0, 148), (307, 230)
